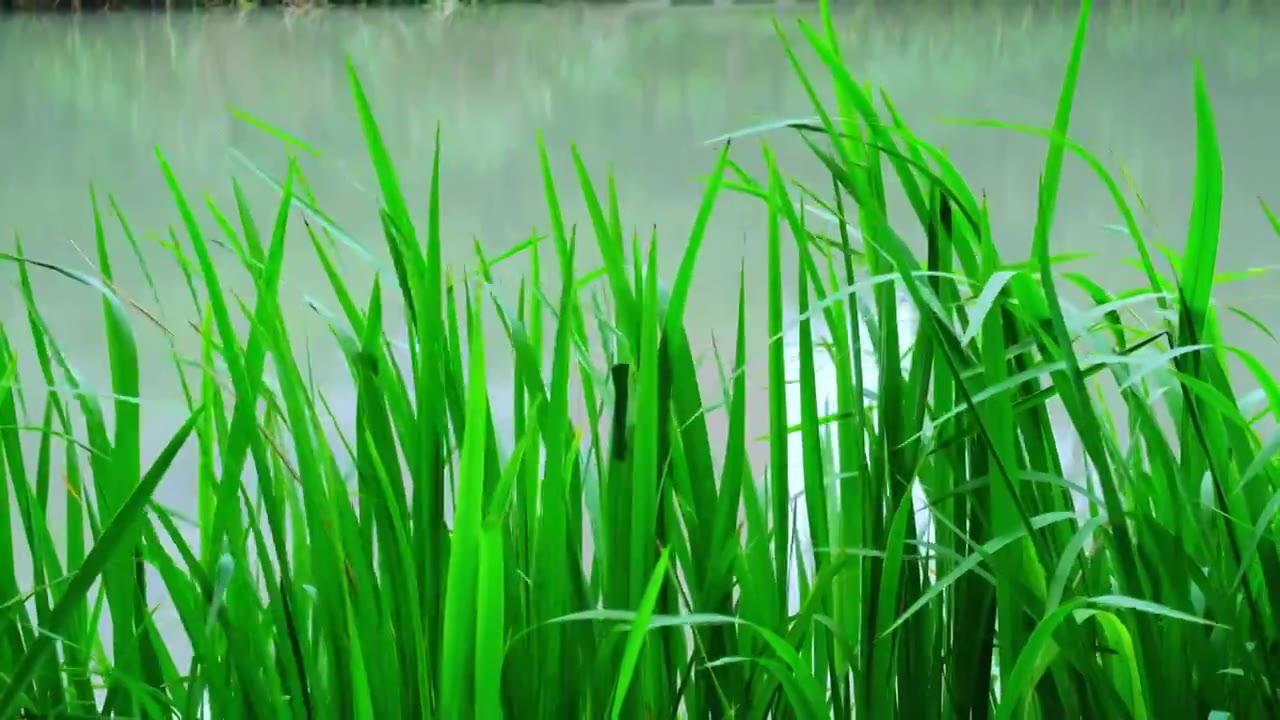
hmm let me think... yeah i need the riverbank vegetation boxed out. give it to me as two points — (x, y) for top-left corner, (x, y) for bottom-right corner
(3, 0), (1279, 717)
(0, 0), (1270, 16)
(5, 1), (1277, 210)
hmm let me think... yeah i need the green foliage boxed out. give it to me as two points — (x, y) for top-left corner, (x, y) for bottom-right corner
(2, 0), (1279, 717)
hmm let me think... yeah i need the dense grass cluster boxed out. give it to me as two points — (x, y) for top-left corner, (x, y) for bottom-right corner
(4, 0), (1280, 717)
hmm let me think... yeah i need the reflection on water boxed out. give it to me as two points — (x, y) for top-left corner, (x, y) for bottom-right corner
(2, 2), (1279, 673)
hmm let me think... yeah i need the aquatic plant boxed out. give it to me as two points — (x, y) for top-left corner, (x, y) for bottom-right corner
(2, 0), (1279, 717)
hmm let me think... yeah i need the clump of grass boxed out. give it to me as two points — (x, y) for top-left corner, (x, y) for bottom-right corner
(2, 0), (1280, 717)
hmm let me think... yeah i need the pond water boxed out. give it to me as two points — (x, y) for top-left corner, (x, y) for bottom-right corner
(2, 1), (1279, 678)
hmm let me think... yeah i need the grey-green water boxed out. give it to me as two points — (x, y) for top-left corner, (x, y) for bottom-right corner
(2, 2), (1279, 679)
